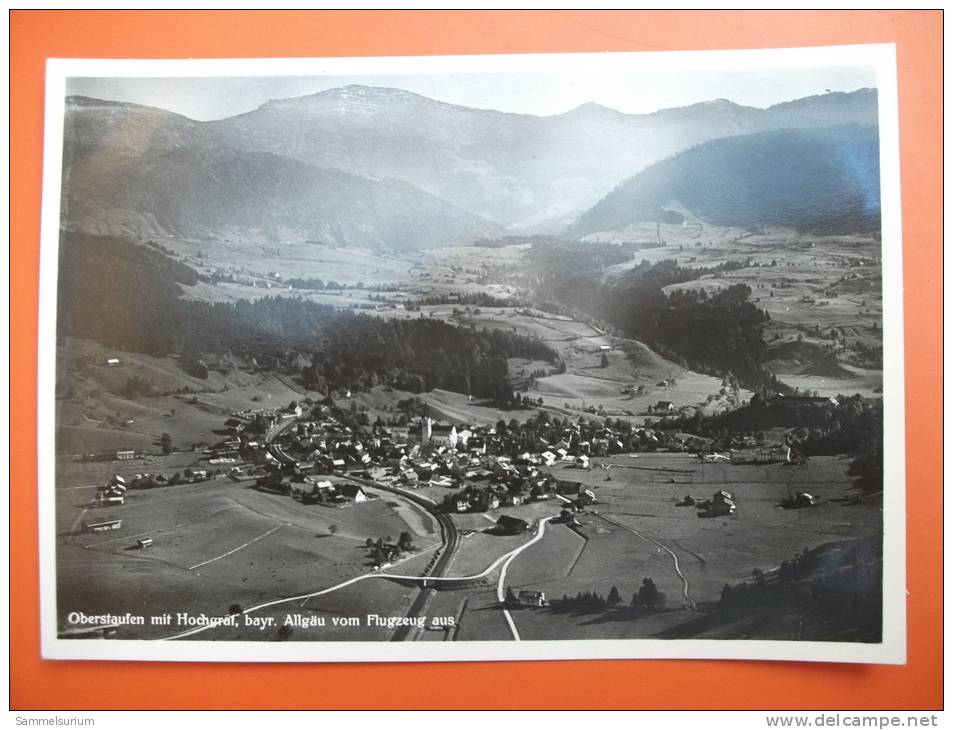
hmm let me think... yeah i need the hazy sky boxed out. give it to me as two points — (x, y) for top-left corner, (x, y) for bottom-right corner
(66, 65), (877, 121)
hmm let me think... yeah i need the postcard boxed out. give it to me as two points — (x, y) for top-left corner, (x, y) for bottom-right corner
(38, 44), (905, 663)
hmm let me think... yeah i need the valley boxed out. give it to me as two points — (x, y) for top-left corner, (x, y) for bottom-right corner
(50, 78), (887, 650)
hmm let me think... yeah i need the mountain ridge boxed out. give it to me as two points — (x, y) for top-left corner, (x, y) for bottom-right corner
(61, 86), (880, 244)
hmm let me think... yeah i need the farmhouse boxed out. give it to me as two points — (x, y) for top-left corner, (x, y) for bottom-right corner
(711, 490), (736, 516)
(518, 590), (547, 606)
(756, 445), (791, 464)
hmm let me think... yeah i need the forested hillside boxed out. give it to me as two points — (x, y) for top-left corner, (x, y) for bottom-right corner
(57, 233), (557, 400)
(569, 125), (881, 237)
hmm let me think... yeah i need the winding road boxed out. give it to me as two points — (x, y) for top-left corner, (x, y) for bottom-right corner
(159, 513), (555, 641)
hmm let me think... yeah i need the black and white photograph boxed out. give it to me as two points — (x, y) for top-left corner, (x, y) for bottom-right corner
(38, 46), (905, 663)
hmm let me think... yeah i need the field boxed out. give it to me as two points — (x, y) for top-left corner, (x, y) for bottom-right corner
(56, 338), (320, 454)
(489, 453), (881, 641)
(55, 461), (441, 641)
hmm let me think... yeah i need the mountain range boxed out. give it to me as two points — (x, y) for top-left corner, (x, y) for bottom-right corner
(60, 86), (880, 250)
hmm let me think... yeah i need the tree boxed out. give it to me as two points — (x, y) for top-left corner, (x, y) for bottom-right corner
(607, 585), (621, 607)
(398, 531), (414, 551)
(328, 524), (339, 536)
(637, 578), (659, 610)
(752, 568), (767, 588)
(504, 586), (518, 605)
(160, 432), (173, 455)
(600, 351), (609, 368)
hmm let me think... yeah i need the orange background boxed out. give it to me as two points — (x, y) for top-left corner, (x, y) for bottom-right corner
(10, 10), (942, 710)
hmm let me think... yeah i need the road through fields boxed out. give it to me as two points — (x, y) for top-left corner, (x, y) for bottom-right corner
(159, 513), (557, 641)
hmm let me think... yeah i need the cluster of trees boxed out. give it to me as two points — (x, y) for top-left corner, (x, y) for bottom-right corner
(550, 579), (666, 613)
(474, 234), (557, 249)
(657, 394), (883, 489)
(533, 258), (778, 388)
(416, 292), (524, 308)
(117, 375), (156, 399)
(364, 532), (415, 566)
(527, 240), (632, 279)
(720, 538), (882, 631)
(300, 317), (558, 401)
(57, 233), (203, 353)
(550, 586), (623, 612)
(285, 277), (346, 290)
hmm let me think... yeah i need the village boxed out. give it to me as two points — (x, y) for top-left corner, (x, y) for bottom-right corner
(79, 387), (833, 540)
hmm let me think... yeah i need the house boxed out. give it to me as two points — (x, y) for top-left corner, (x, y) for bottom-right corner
(388, 426), (410, 442)
(455, 496), (471, 513)
(711, 489), (736, 516)
(496, 515), (529, 534)
(106, 358), (120, 367)
(518, 590), (547, 606)
(335, 484), (368, 503)
(654, 401), (676, 414)
(427, 419), (458, 449)
(576, 489), (597, 507)
(413, 462), (436, 481)
(116, 450), (136, 461)
(555, 479), (583, 497)
(756, 445), (791, 464)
